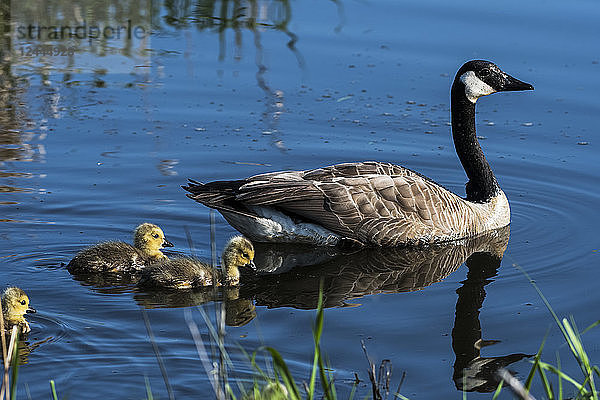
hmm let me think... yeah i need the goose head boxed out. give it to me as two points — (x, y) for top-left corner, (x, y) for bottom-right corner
(221, 236), (256, 285)
(454, 60), (534, 103)
(2, 287), (36, 333)
(133, 223), (174, 260)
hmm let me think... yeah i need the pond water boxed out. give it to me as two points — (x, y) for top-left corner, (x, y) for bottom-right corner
(1, 0), (599, 398)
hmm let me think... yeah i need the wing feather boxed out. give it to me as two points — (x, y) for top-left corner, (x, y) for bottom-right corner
(185, 161), (472, 245)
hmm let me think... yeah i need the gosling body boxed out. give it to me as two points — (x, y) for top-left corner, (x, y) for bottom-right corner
(2, 287), (36, 334)
(67, 223), (173, 273)
(139, 236), (255, 289)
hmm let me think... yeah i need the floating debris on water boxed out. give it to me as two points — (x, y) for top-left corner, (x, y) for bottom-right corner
(522, 122), (534, 127)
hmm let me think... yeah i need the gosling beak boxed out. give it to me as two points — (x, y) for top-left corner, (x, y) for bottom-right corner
(501, 72), (534, 92)
(245, 260), (256, 270)
(162, 238), (174, 248)
(27, 306), (36, 314)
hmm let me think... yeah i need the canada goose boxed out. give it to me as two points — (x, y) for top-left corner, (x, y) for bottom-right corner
(67, 223), (174, 273)
(184, 60), (533, 246)
(138, 236), (255, 289)
(2, 287), (36, 334)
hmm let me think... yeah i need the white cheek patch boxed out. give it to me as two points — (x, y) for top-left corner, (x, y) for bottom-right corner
(460, 71), (496, 103)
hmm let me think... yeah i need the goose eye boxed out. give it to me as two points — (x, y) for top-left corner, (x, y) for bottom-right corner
(479, 69), (490, 78)
(20, 300), (26, 305)
(152, 233), (159, 239)
(242, 252), (249, 259)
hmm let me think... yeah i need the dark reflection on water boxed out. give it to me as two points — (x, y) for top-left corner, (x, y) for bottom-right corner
(247, 227), (510, 310)
(452, 251), (532, 392)
(135, 287), (256, 327)
(134, 226), (527, 391)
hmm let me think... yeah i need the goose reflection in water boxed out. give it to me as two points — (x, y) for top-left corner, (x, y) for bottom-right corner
(245, 225), (529, 392)
(452, 251), (532, 392)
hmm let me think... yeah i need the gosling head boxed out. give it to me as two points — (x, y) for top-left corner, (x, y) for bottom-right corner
(2, 287), (36, 333)
(454, 60), (534, 103)
(133, 223), (174, 260)
(221, 236), (256, 285)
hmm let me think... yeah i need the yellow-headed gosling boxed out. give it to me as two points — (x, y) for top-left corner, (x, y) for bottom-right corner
(138, 236), (255, 289)
(2, 287), (36, 334)
(67, 223), (173, 273)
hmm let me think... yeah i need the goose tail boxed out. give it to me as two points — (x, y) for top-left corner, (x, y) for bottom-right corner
(182, 179), (256, 218)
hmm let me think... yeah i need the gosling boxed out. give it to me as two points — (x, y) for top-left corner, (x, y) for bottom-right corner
(138, 236), (255, 289)
(2, 287), (36, 334)
(67, 223), (174, 274)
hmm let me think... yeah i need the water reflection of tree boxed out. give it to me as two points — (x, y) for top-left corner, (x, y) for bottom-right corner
(163, 0), (313, 151)
(163, 0), (305, 68)
(0, 0), (33, 197)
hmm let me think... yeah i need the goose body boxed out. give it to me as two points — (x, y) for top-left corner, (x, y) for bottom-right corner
(138, 236), (255, 289)
(67, 223), (174, 273)
(184, 61), (533, 246)
(2, 287), (36, 334)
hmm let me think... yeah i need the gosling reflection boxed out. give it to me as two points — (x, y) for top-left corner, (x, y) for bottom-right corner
(134, 287), (256, 327)
(1, 336), (54, 366)
(452, 252), (532, 392)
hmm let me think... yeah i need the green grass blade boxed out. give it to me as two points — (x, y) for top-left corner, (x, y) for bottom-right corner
(9, 340), (19, 400)
(225, 383), (237, 400)
(250, 350), (268, 380)
(309, 283), (325, 399)
(49, 380), (59, 400)
(348, 378), (358, 400)
(537, 361), (588, 394)
(582, 320), (600, 336)
(144, 376), (153, 400)
(264, 347), (301, 400)
(525, 338), (546, 391)
(536, 359), (554, 399)
(563, 318), (598, 399)
(556, 353), (562, 400)
(491, 380), (504, 400)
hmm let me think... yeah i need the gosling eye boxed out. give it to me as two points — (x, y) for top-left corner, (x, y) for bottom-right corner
(20, 300), (26, 305)
(242, 252), (249, 259)
(152, 233), (159, 239)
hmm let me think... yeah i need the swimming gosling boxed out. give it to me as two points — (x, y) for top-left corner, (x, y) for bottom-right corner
(2, 287), (36, 334)
(138, 236), (255, 289)
(67, 223), (174, 274)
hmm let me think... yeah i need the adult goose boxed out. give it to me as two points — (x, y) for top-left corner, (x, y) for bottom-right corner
(184, 60), (533, 246)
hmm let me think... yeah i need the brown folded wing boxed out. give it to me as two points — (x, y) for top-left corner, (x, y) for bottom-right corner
(186, 161), (476, 246)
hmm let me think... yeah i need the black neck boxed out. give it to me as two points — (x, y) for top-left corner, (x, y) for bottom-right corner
(451, 83), (499, 202)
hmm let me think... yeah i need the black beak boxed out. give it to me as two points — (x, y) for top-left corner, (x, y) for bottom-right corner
(162, 238), (174, 248)
(245, 260), (256, 271)
(501, 73), (534, 92)
(27, 306), (36, 314)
